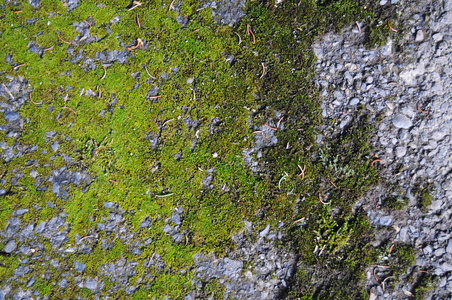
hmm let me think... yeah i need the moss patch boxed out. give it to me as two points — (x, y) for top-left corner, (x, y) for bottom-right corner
(0, 0), (415, 298)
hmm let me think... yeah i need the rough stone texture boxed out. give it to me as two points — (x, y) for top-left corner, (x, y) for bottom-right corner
(1, 0), (452, 299)
(313, 0), (452, 298)
(189, 225), (295, 299)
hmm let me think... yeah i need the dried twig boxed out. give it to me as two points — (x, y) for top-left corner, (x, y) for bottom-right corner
(293, 217), (305, 223)
(371, 159), (382, 167)
(101, 66), (107, 80)
(127, 1), (142, 11)
(127, 38), (144, 51)
(234, 32), (242, 45)
(13, 10), (22, 13)
(278, 173), (288, 189)
(61, 106), (76, 114)
(57, 33), (71, 45)
(29, 94), (42, 105)
(402, 290), (414, 297)
(136, 14), (141, 28)
(388, 21), (398, 32)
(381, 276), (394, 291)
(155, 193), (174, 198)
(148, 95), (161, 99)
(318, 193), (329, 205)
(260, 62), (266, 79)
(417, 103), (428, 114)
(168, 0), (175, 11)
(264, 124), (277, 131)
(147, 252), (156, 268)
(373, 199), (378, 209)
(44, 45), (54, 51)
(297, 165), (305, 179)
(98, 87), (101, 99)
(253, 131), (263, 134)
(389, 244), (394, 253)
(276, 116), (284, 128)
(162, 119), (174, 127)
(330, 180), (338, 188)
(373, 267), (379, 282)
(247, 24), (256, 44)
(355, 21), (361, 33)
(2, 83), (14, 99)
(13, 64), (25, 70)
(109, 179), (118, 184)
(83, 20), (91, 27)
(144, 64), (155, 79)
(79, 235), (94, 242)
(92, 148), (99, 160)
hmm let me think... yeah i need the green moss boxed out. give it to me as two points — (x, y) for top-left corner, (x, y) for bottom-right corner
(391, 244), (415, 270)
(384, 196), (408, 210)
(413, 184), (434, 213)
(0, 0), (408, 298)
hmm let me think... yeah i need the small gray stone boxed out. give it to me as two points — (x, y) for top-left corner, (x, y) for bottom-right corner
(84, 278), (98, 291)
(333, 90), (344, 101)
(59, 279), (68, 289)
(104, 201), (114, 209)
(171, 213), (181, 225)
(46, 131), (57, 138)
(395, 146), (407, 158)
(75, 261), (86, 273)
(260, 224), (270, 237)
(434, 248), (445, 257)
(13, 208), (29, 216)
(379, 216), (392, 226)
(4, 111), (20, 122)
(29, 0), (40, 8)
(392, 114), (412, 129)
(30, 169), (38, 178)
(430, 200), (443, 210)
(131, 248), (142, 255)
(51, 141), (59, 152)
(339, 115), (351, 129)
(440, 262), (452, 273)
(432, 33), (443, 42)
(446, 240), (452, 254)
(140, 219), (151, 228)
(14, 266), (30, 276)
(35, 221), (46, 234)
(3, 240), (16, 253)
(349, 98), (360, 105)
(50, 259), (59, 268)
(125, 286), (136, 295)
(110, 16), (121, 24)
(186, 77), (194, 84)
(26, 276), (35, 288)
(21, 225), (34, 239)
(415, 30), (425, 42)
(162, 224), (173, 234)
